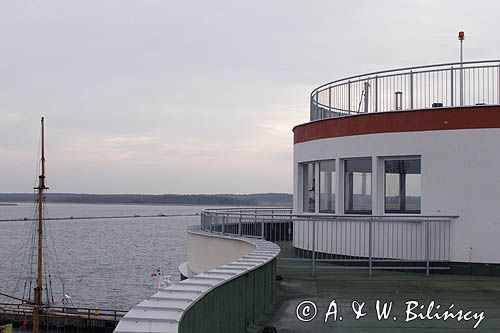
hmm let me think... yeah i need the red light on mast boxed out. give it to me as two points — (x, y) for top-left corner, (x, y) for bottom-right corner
(458, 31), (465, 40)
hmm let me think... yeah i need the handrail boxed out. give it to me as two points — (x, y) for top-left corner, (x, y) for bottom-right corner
(311, 60), (500, 95)
(201, 207), (457, 220)
(201, 208), (458, 276)
(310, 59), (500, 120)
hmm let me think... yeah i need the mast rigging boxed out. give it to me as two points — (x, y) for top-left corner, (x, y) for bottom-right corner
(33, 117), (48, 333)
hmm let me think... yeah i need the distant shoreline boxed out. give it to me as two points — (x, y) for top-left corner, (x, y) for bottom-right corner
(4, 201), (291, 207)
(0, 193), (292, 207)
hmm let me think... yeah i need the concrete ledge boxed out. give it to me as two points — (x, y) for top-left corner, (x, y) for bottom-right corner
(114, 227), (280, 333)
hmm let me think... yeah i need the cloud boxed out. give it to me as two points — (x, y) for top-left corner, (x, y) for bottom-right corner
(1, 0), (499, 193)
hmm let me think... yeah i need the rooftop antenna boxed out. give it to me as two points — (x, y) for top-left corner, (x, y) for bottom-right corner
(458, 31), (465, 106)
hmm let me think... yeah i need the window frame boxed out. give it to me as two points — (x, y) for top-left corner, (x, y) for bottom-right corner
(343, 157), (373, 215)
(382, 156), (421, 215)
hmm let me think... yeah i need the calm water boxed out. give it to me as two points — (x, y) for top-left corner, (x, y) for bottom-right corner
(0, 202), (203, 311)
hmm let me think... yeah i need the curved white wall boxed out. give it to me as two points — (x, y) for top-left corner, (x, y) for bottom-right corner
(187, 232), (256, 274)
(115, 229), (279, 333)
(294, 128), (500, 264)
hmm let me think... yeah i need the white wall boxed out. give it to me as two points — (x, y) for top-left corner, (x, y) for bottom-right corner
(293, 128), (500, 264)
(187, 232), (256, 274)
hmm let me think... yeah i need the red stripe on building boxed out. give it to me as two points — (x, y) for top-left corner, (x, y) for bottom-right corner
(293, 106), (500, 144)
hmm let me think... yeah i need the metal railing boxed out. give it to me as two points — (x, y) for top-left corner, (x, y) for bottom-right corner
(0, 303), (127, 321)
(310, 60), (500, 121)
(201, 208), (457, 276)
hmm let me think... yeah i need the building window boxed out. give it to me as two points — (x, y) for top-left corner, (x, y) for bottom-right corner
(302, 162), (316, 213)
(344, 158), (372, 214)
(384, 159), (421, 213)
(319, 160), (336, 213)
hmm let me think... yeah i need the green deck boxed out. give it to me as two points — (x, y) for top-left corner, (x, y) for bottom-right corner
(256, 266), (500, 332)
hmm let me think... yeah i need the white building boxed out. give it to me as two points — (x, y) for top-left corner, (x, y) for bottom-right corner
(294, 60), (500, 264)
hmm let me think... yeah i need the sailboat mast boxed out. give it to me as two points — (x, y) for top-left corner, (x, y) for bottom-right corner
(33, 117), (47, 333)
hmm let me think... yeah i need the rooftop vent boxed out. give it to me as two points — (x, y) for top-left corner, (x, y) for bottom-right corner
(394, 91), (403, 111)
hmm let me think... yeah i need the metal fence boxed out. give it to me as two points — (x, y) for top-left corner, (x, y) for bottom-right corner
(201, 208), (456, 276)
(310, 60), (500, 121)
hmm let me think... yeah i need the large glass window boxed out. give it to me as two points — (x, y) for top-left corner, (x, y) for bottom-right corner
(302, 163), (316, 213)
(344, 158), (372, 214)
(319, 160), (336, 213)
(384, 159), (421, 213)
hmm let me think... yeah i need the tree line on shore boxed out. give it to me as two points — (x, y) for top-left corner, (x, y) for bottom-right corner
(0, 193), (292, 206)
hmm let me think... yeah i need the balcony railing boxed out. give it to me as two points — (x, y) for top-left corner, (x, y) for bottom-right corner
(310, 60), (500, 121)
(201, 208), (457, 276)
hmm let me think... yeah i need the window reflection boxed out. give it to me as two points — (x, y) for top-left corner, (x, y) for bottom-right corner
(384, 159), (421, 213)
(302, 163), (315, 212)
(344, 158), (372, 214)
(319, 160), (336, 213)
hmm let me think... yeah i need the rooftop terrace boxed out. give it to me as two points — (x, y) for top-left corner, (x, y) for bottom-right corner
(257, 267), (500, 332)
(202, 208), (500, 332)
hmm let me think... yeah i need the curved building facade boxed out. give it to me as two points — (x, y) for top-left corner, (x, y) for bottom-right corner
(293, 60), (500, 265)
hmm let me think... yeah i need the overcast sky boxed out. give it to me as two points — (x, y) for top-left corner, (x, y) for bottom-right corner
(1, 0), (499, 194)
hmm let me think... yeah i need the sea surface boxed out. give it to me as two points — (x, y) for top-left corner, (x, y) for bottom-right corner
(0, 202), (204, 311)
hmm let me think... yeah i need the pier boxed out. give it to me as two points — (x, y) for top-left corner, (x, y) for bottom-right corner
(0, 304), (128, 333)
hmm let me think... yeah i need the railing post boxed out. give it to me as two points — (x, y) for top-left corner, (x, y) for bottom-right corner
(210, 214), (213, 233)
(347, 80), (351, 112)
(409, 70), (414, 109)
(312, 218), (316, 277)
(460, 62), (464, 106)
(254, 209), (258, 238)
(498, 63), (500, 104)
(369, 218), (373, 276)
(328, 86), (332, 115)
(239, 213), (242, 236)
(374, 76), (378, 112)
(261, 212), (265, 239)
(315, 92), (319, 120)
(426, 219), (430, 276)
(450, 67), (454, 107)
(271, 210), (274, 240)
(221, 214), (225, 235)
